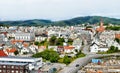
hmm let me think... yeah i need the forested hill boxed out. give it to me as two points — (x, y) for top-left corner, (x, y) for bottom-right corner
(0, 16), (120, 26)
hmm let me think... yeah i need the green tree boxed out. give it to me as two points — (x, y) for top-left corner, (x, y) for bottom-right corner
(107, 46), (120, 53)
(34, 41), (39, 45)
(14, 50), (19, 55)
(56, 38), (65, 46)
(76, 51), (85, 58)
(106, 26), (120, 31)
(115, 38), (120, 44)
(32, 49), (59, 62)
(63, 56), (71, 65)
(49, 36), (57, 45)
(67, 38), (73, 45)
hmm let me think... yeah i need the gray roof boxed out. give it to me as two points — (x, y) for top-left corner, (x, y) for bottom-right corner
(0, 56), (39, 60)
(0, 62), (28, 66)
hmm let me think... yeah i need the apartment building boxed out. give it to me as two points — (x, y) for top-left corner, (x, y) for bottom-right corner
(0, 62), (29, 73)
(0, 56), (42, 70)
(14, 32), (35, 41)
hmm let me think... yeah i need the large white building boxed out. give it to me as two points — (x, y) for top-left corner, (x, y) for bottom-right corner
(0, 57), (43, 70)
(90, 43), (108, 53)
(14, 32), (35, 41)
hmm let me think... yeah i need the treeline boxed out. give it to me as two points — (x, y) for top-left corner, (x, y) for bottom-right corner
(106, 26), (120, 31)
(0, 16), (120, 26)
(34, 36), (73, 46)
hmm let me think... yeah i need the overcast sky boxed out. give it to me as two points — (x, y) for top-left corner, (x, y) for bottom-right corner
(0, 0), (120, 21)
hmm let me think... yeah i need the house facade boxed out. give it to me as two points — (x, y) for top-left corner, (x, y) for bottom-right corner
(14, 33), (35, 42)
(0, 62), (29, 73)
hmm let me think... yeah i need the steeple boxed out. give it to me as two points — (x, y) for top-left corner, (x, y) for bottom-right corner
(96, 19), (105, 32)
(100, 19), (103, 27)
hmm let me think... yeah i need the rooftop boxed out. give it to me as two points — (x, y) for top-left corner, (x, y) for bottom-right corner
(0, 50), (8, 57)
(0, 62), (28, 66)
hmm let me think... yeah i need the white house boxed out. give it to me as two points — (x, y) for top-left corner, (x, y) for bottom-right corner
(35, 36), (46, 42)
(21, 47), (30, 54)
(106, 39), (120, 50)
(90, 43), (99, 53)
(29, 45), (38, 54)
(90, 43), (108, 53)
(64, 46), (75, 53)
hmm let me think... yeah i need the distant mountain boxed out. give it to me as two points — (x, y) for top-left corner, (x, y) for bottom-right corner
(0, 19), (52, 26)
(0, 16), (120, 26)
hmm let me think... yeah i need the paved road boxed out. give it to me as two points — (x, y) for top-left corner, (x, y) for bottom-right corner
(58, 44), (120, 73)
(58, 54), (102, 73)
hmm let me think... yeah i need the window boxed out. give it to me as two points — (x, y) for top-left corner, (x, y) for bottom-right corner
(20, 70), (23, 73)
(3, 66), (6, 68)
(20, 66), (23, 69)
(15, 66), (19, 69)
(16, 71), (18, 73)
(11, 66), (14, 69)
(7, 70), (10, 73)
(11, 70), (14, 73)
(7, 66), (10, 68)
(3, 70), (6, 73)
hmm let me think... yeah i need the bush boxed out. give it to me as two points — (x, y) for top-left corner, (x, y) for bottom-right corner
(107, 46), (120, 53)
(63, 56), (71, 65)
(14, 50), (19, 55)
(32, 49), (59, 63)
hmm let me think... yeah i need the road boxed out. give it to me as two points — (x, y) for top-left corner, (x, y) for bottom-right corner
(58, 44), (120, 73)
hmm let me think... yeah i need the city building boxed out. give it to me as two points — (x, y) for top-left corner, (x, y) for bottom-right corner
(96, 21), (105, 33)
(0, 62), (29, 73)
(0, 57), (42, 70)
(90, 42), (108, 53)
(14, 32), (35, 41)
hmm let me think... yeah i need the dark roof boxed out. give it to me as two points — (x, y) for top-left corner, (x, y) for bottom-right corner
(90, 42), (99, 46)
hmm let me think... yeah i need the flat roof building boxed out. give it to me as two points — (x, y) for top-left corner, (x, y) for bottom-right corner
(0, 62), (29, 73)
(0, 56), (42, 70)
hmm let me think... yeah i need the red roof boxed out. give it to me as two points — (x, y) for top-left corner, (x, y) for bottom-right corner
(64, 46), (75, 50)
(115, 34), (120, 39)
(58, 46), (64, 48)
(96, 22), (105, 32)
(6, 48), (17, 53)
(96, 27), (105, 32)
(23, 42), (29, 47)
(11, 40), (24, 44)
(0, 50), (7, 57)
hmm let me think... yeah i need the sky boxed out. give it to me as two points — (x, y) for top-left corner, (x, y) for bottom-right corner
(0, 0), (120, 21)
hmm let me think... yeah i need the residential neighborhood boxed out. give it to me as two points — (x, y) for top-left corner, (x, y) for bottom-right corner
(0, 20), (120, 73)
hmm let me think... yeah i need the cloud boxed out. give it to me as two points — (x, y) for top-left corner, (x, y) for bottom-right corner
(0, 0), (120, 20)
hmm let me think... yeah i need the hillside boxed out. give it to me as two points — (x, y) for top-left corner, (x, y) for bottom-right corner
(0, 16), (120, 26)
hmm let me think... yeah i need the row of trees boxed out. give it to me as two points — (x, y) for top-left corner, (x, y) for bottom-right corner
(49, 36), (73, 46)
(34, 36), (73, 46)
(58, 50), (86, 65)
(34, 39), (48, 46)
(32, 49), (59, 62)
(107, 46), (120, 53)
(106, 26), (120, 31)
(32, 49), (85, 64)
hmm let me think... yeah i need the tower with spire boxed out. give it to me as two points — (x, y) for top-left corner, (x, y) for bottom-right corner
(96, 19), (105, 33)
